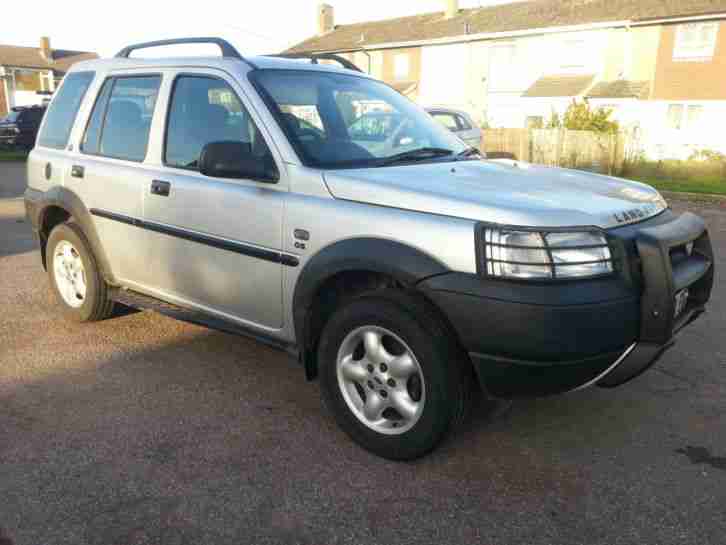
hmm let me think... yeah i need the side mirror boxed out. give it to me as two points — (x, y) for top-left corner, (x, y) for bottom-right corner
(199, 141), (278, 183)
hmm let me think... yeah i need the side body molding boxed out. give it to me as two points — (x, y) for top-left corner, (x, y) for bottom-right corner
(25, 186), (118, 285)
(292, 237), (449, 378)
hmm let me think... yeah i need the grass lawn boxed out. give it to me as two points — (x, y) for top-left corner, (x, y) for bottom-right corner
(0, 150), (29, 162)
(626, 176), (726, 196)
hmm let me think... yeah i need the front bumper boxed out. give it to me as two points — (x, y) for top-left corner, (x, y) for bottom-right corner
(419, 211), (714, 398)
(0, 135), (19, 146)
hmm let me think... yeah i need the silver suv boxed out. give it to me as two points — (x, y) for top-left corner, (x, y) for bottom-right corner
(24, 38), (714, 460)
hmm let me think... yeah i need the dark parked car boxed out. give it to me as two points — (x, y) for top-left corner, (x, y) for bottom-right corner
(0, 105), (46, 151)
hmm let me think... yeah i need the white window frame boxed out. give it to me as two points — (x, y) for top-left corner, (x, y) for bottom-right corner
(673, 22), (719, 61)
(666, 102), (706, 131)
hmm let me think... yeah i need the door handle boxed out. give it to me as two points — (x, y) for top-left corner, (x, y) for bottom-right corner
(71, 165), (84, 179)
(150, 180), (171, 197)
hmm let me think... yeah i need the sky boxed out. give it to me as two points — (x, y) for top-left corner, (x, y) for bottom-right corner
(3, 0), (512, 58)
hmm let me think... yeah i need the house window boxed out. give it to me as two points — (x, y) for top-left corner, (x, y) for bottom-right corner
(13, 69), (42, 92)
(686, 105), (704, 128)
(393, 54), (410, 80)
(673, 22), (719, 60)
(667, 104), (684, 129)
(666, 104), (705, 130)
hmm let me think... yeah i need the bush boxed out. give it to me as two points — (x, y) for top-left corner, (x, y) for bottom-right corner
(546, 100), (619, 134)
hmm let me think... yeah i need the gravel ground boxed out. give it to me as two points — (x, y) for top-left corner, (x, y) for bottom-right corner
(1, 163), (725, 545)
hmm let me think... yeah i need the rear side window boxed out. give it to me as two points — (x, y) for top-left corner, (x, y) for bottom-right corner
(431, 112), (460, 131)
(164, 75), (274, 170)
(37, 72), (95, 149)
(456, 114), (472, 130)
(82, 75), (161, 161)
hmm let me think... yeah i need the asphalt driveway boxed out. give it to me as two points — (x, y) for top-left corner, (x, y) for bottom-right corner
(0, 161), (26, 199)
(1, 163), (725, 545)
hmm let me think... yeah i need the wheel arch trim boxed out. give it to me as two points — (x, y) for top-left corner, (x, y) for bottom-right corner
(30, 186), (117, 285)
(292, 237), (449, 378)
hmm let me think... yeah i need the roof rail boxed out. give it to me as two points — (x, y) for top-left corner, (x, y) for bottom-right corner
(115, 37), (257, 68)
(268, 52), (363, 73)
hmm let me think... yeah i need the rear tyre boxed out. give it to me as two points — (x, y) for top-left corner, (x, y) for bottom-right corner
(318, 289), (472, 460)
(47, 222), (114, 322)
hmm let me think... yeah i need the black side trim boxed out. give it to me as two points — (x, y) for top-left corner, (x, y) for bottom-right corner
(90, 208), (139, 226)
(112, 288), (298, 358)
(90, 208), (298, 267)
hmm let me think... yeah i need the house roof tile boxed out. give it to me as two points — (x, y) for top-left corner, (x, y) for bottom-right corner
(522, 74), (595, 97)
(287, 0), (726, 53)
(0, 44), (98, 74)
(587, 79), (651, 99)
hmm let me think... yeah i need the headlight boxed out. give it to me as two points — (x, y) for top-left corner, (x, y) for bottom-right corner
(480, 227), (613, 280)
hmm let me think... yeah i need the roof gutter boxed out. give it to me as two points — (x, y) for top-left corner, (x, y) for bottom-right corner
(630, 12), (726, 27)
(307, 20), (632, 54)
(303, 11), (726, 54)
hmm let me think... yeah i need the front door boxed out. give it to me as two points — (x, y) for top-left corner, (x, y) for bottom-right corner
(143, 70), (285, 330)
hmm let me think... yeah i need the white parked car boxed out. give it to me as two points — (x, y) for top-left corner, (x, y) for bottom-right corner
(425, 107), (483, 149)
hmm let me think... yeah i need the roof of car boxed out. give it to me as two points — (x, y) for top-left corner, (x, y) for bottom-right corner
(425, 106), (474, 118)
(69, 54), (374, 77)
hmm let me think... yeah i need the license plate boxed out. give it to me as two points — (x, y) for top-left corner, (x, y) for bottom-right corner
(674, 288), (689, 319)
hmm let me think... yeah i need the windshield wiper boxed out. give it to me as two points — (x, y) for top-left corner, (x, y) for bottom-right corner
(380, 147), (454, 166)
(457, 147), (483, 159)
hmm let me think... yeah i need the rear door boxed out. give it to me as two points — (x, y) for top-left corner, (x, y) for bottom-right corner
(142, 69), (286, 330)
(70, 72), (163, 286)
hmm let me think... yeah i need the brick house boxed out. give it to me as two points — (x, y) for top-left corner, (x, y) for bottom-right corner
(0, 37), (98, 117)
(287, 0), (726, 158)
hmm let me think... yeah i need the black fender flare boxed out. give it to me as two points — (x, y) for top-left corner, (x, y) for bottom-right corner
(29, 186), (117, 285)
(292, 237), (448, 377)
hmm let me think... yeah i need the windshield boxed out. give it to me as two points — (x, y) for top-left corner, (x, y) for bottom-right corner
(251, 69), (468, 169)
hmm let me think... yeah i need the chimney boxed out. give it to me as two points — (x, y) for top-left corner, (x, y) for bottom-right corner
(445, 0), (459, 19)
(318, 4), (335, 35)
(39, 36), (52, 61)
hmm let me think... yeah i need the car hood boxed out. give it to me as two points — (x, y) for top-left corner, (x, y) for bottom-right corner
(323, 160), (667, 229)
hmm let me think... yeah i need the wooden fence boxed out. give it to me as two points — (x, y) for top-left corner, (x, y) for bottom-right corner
(481, 128), (633, 176)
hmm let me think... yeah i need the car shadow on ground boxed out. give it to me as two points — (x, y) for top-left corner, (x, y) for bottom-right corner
(3, 300), (713, 544)
(0, 213), (36, 258)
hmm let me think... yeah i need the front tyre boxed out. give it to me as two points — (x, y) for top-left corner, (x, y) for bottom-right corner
(318, 290), (471, 460)
(47, 222), (114, 322)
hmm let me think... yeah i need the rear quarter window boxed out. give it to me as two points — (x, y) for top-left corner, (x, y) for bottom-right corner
(37, 71), (95, 149)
